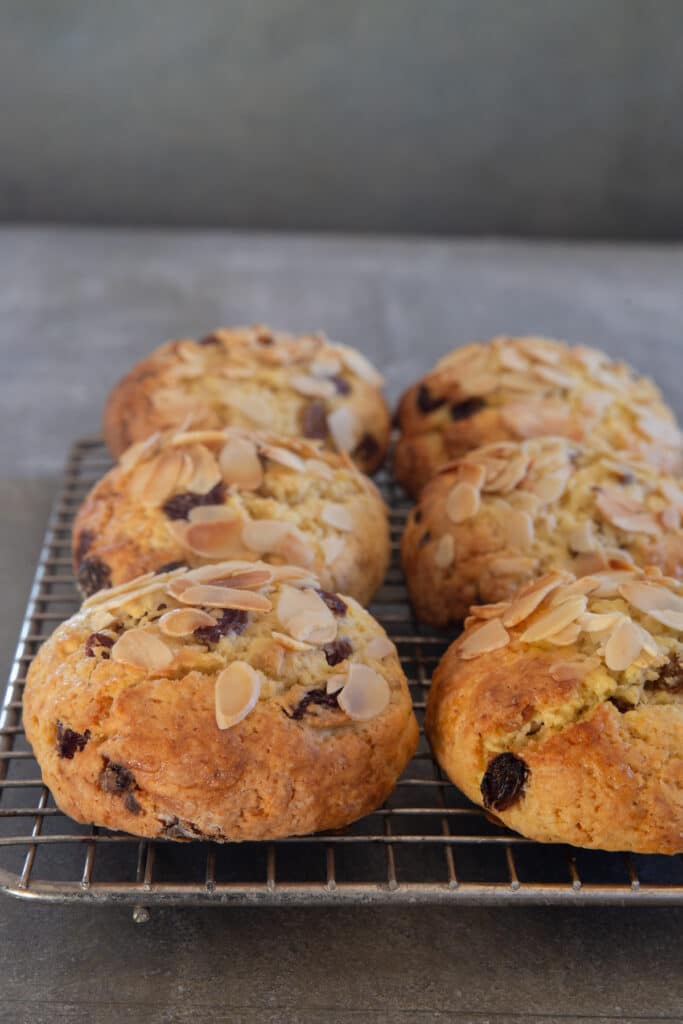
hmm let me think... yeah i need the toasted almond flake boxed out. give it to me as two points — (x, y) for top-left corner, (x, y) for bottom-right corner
(119, 433), (161, 472)
(488, 556), (538, 577)
(326, 674), (347, 695)
(188, 504), (237, 523)
(271, 630), (315, 652)
(279, 531), (315, 568)
(332, 344), (384, 387)
(184, 518), (245, 558)
(208, 568), (274, 590)
(311, 353), (343, 377)
(547, 577), (601, 606)
(513, 491), (542, 517)
(269, 564), (320, 584)
(337, 664), (390, 720)
(185, 443), (222, 494)
(111, 628), (174, 671)
(218, 437), (264, 490)
(549, 660), (597, 683)
(546, 622), (582, 646)
(636, 409), (682, 446)
(526, 468), (569, 504)
(219, 365), (253, 380)
(168, 429), (229, 447)
(276, 585), (337, 644)
(658, 478), (683, 509)
(500, 401), (572, 440)
(241, 519), (292, 553)
(215, 662), (261, 730)
(644, 609), (683, 631)
(306, 458), (334, 480)
(158, 608), (217, 637)
(577, 611), (625, 633)
(619, 581), (683, 615)
(498, 346), (530, 372)
(480, 452), (530, 493)
(469, 601), (509, 620)
(321, 503), (354, 532)
(434, 533), (455, 569)
(259, 443), (306, 473)
(516, 337), (564, 365)
(364, 635), (395, 659)
(504, 507), (534, 550)
(459, 618), (509, 659)
(446, 482), (480, 524)
(661, 506), (681, 530)
(567, 520), (599, 554)
(611, 512), (660, 535)
(179, 584), (271, 611)
(501, 573), (573, 626)
(457, 462), (487, 489)
(589, 570), (639, 598)
(604, 618), (643, 671)
(223, 390), (275, 428)
(291, 374), (337, 399)
(635, 623), (659, 655)
(327, 405), (362, 453)
(532, 364), (575, 389)
(519, 596), (587, 643)
(322, 535), (346, 566)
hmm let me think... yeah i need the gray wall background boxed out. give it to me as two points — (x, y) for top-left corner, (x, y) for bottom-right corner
(1, 0), (683, 237)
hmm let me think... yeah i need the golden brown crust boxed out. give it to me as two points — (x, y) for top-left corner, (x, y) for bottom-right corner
(103, 328), (391, 474)
(401, 438), (683, 625)
(425, 567), (683, 853)
(24, 563), (418, 842)
(394, 336), (683, 496)
(73, 428), (390, 605)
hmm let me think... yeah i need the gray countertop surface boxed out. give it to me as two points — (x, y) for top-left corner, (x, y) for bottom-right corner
(1, 227), (682, 1023)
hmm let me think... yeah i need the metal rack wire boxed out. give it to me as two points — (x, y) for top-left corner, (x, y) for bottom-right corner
(1, 437), (682, 914)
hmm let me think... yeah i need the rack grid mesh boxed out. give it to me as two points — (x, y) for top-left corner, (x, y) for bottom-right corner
(1, 437), (682, 911)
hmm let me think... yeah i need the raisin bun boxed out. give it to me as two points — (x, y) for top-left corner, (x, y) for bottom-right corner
(401, 437), (683, 625)
(394, 336), (683, 497)
(74, 427), (390, 606)
(103, 326), (390, 474)
(24, 561), (418, 842)
(426, 566), (683, 853)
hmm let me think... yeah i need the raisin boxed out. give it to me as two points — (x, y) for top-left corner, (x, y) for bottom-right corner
(332, 375), (351, 395)
(161, 481), (225, 521)
(480, 753), (529, 811)
(301, 400), (328, 440)
(316, 589), (347, 616)
(198, 334), (221, 346)
(609, 697), (632, 713)
(256, 330), (274, 345)
(56, 722), (91, 759)
(285, 687), (340, 720)
(323, 637), (353, 666)
(84, 632), (115, 658)
(417, 385), (446, 413)
(353, 432), (380, 463)
(77, 557), (112, 597)
(451, 396), (486, 421)
(75, 530), (95, 564)
(155, 560), (189, 574)
(193, 608), (248, 645)
(124, 792), (142, 815)
(99, 759), (137, 794)
(618, 471), (635, 486)
(413, 508), (423, 524)
(419, 530), (432, 548)
(648, 655), (683, 693)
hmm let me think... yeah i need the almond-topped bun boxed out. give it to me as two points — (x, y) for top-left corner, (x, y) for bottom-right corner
(103, 326), (390, 474)
(401, 437), (683, 625)
(73, 427), (390, 605)
(425, 566), (683, 854)
(24, 561), (418, 842)
(393, 336), (683, 497)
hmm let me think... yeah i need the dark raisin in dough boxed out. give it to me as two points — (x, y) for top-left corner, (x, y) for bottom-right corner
(193, 608), (248, 645)
(480, 752), (529, 811)
(451, 397), (486, 420)
(99, 760), (137, 794)
(333, 375), (351, 395)
(161, 481), (225, 521)
(323, 637), (353, 666)
(302, 401), (328, 439)
(75, 530), (95, 564)
(316, 589), (347, 615)
(353, 432), (379, 463)
(56, 722), (91, 759)
(78, 557), (112, 597)
(285, 688), (340, 720)
(84, 632), (115, 658)
(417, 385), (446, 413)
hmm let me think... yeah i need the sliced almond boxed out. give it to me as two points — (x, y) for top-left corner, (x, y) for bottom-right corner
(619, 581), (683, 616)
(322, 535), (346, 566)
(434, 533), (455, 569)
(184, 444), (222, 494)
(219, 437), (264, 490)
(291, 374), (337, 399)
(488, 556), (538, 577)
(546, 622), (582, 646)
(327, 405), (362, 453)
(364, 635), (395, 659)
(526, 468), (569, 504)
(577, 611), (625, 634)
(188, 504), (237, 523)
(332, 344), (384, 387)
(119, 433), (161, 473)
(185, 518), (246, 558)
(519, 596), (587, 643)
(276, 585), (337, 644)
(658, 478), (683, 509)
(222, 390), (275, 428)
(459, 618), (509, 659)
(589, 570), (639, 598)
(532, 364), (575, 389)
(446, 482), (480, 524)
(635, 409), (682, 446)
(457, 462), (487, 490)
(271, 630), (315, 652)
(337, 664), (390, 720)
(501, 573), (573, 626)
(215, 662), (261, 729)
(158, 608), (217, 637)
(549, 660), (596, 683)
(279, 531), (315, 568)
(469, 601), (509, 621)
(326, 674), (347, 695)
(567, 521), (598, 554)
(111, 628), (174, 671)
(311, 353), (343, 377)
(259, 443), (306, 473)
(505, 508), (534, 550)
(642, 609), (683, 632)
(661, 506), (681, 531)
(307, 458), (334, 481)
(546, 577), (601, 606)
(208, 568), (274, 590)
(498, 346), (530, 372)
(179, 584), (271, 611)
(321, 503), (354, 532)
(241, 520), (314, 566)
(604, 618), (643, 672)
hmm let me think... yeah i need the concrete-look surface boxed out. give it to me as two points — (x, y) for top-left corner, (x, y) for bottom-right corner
(1, 227), (682, 1023)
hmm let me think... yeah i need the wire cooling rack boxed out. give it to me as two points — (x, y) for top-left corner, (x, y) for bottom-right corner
(1, 438), (682, 917)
